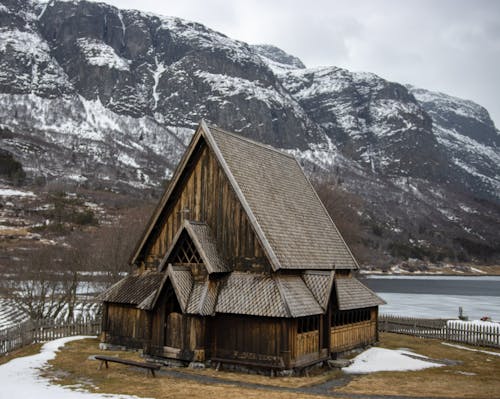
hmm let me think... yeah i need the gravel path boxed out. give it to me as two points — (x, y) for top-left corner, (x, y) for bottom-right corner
(154, 367), (461, 399)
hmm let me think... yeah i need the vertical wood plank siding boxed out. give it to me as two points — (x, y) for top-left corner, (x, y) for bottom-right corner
(104, 304), (149, 348)
(143, 141), (269, 272)
(295, 331), (320, 357)
(330, 308), (378, 353)
(212, 315), (285, 367)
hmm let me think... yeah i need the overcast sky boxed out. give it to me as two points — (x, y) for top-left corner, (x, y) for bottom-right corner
(90, 0), (500, 128)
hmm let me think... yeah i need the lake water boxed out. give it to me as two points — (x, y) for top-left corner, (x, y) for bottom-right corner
(361, 275), (500, 321)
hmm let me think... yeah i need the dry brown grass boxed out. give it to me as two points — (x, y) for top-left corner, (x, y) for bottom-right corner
(475, 265), (500, 275)
(42, 334), (500, 399)
(0, 227), (29, 236)
(44, 338), (327, 399)
(337, 332), (500, 398)
(0, 343), (43, 366)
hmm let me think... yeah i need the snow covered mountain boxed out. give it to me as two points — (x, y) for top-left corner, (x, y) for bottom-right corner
(0, 0), (499, 262)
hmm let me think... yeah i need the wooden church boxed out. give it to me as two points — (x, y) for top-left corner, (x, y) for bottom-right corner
(100, 121), (384, 371)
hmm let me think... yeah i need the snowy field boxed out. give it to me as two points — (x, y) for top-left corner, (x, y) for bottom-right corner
(0, 336), (145, 399)
(0, 298), (101, 330)
(378, 293), (500, 321)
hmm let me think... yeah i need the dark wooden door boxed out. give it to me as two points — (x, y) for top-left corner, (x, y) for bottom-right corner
(165, 312), (184, 348)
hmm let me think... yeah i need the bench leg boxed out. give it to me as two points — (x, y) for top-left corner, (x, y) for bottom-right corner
(98, 360), (109, 370)
(150, 369), (156, 378)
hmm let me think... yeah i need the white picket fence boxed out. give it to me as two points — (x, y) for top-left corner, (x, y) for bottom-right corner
(379, 314), (500, 348)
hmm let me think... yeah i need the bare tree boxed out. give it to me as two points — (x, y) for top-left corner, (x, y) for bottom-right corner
(1, 202), (154, 321)
(84, 205), (154, 288)
(5, 247), (79, 321)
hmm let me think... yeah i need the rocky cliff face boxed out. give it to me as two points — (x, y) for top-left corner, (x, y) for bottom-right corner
(0, 0), (499, 262)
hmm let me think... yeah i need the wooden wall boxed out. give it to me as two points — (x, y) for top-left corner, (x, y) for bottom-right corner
(141, 140), (270, 273)
(211, 315), (286, 368)
(102, 303), (149, 349)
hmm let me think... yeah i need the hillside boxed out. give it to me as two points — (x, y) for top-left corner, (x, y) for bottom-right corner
(0, 0), (499, 265)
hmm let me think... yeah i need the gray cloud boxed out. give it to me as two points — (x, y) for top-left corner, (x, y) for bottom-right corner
(90, 0), (500, 127)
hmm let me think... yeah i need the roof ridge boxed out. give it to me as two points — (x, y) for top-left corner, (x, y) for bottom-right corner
(273, 275), (292, 317)
(207, 125), (297, 160)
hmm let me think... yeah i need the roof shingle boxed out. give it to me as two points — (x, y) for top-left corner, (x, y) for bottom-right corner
(207, 125), (358, 270)
(335, 278), (386, 310)
(99, 271), (165, 306)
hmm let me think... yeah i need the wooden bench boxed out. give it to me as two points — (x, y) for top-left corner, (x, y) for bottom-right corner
(94, 355), (161, 377)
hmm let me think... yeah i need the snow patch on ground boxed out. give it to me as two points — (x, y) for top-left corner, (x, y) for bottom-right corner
(117, 153), (139, 168)
(442, 342), (500, 357)
(0, 188), (35, 197)
(0, 336), (146, 398)
(343, 347), (443, 373)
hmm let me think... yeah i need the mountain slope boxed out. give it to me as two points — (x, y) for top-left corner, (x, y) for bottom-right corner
(0, 0), (499, 263)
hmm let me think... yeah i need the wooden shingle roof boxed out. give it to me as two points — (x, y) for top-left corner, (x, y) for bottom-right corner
(100, 269), (384, 317)
(302, 270), (334, 310)
(215, 273), (288, 317)
(99, 271), (166, 306)
(335, 278), (386, 310)
(207, 124), (358, 271)
(131, 121), (358, 271)
(160, 220), (231, 274)
(167, 265), (193, 311)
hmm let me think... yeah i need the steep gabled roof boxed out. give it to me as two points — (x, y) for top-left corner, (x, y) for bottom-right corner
(159, 220), (231, 274)
(335, 278), (386, 310)
(131, 121), (358, 271)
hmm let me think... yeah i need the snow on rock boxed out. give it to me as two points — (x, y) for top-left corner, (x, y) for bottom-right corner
(76, 38), (130, 71)
(0, 28), (51, 59)
(197, 71), (283, 106)
(195, 70), (310, 129)
(151, 56), (166, 111)
(343, 347), (443, 374)
(0, 28), (72, 92)
(159, 17), (262, 66)
(117, 153), (139, 168)
(0, 336), (147, 398)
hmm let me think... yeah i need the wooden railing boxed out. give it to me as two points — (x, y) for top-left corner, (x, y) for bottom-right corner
(330, 320), (377, 352)
(379, 314), (500, 348)
(0, 317), (101, 356)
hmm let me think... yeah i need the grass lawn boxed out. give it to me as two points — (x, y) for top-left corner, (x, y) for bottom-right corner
(11, 332), (499, 399)
(42, 338), (325, 399)
(338, 332), (500, 398)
